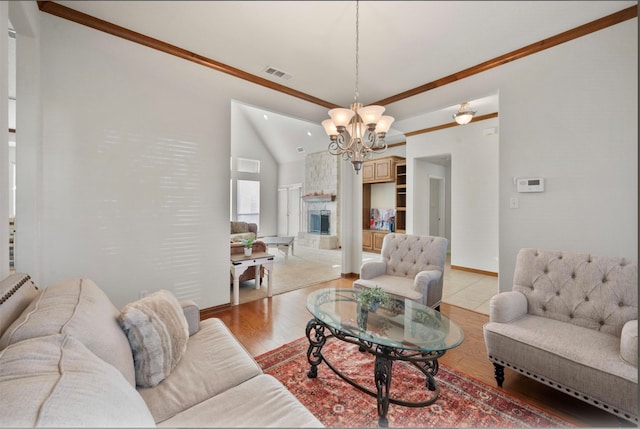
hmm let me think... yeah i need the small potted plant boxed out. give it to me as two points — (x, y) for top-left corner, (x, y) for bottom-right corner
(241, 237), (255, 256)
(358, 286), (391, 313)
(356, 286), (390, 329)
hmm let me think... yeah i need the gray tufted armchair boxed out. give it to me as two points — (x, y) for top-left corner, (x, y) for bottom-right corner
(483, 248), (638, 423)
(354, 233), (449, 309)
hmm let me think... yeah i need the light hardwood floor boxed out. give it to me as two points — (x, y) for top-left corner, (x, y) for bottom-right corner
(211, 278), (627, 428)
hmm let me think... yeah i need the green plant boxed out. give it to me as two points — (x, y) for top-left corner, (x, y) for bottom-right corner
(241, 237), (255, 249)
(358, 286), (390, 311)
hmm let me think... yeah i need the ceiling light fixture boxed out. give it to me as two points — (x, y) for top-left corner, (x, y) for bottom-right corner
(321, 0), (394, 174)
(453, 102), (476, 125)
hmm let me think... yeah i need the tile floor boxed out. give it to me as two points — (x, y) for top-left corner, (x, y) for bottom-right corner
(441, 261), (498, 315)
(362, 251), (498, 315)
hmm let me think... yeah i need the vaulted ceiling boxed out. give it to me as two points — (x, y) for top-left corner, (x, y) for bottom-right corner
(43, 1), (638, 162)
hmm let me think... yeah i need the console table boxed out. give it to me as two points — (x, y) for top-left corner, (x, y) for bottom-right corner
(230, 252), (274, 305)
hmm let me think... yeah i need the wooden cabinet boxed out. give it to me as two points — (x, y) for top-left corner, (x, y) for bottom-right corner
(361, 162), (375, 182)
(372, 231), (387, 252)
(362, 156), (405, 253)
(395, 162), (407, 233)
(363, 230), (388, 252)
(362, 230), (373, 251)
(362, 156), (402, 183)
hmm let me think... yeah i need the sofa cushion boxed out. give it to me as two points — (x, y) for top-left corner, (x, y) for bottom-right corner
(0, 273), (39, 337)
(118, 289), (189, 388)
(0, 277), (136, 386)
(354, 276), (422, 301)
(230, 231), (256, 243)
(230, 221), (250, 234)
(0, 334), (155, 427)
(138, 317), (263, 423)
(158, 374), (323, 428)
(620, 320), (638, 367)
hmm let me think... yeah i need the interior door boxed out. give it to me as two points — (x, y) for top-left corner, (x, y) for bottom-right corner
(288, 186), (300, 237)
(277, 185), (301, 237)
(277, 188), (288, 235)
(429, 177), (444, 237)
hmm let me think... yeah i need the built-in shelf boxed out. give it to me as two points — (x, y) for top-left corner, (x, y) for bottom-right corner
(362, 156), (406, 253)
(302, 194), (336, 202)
(395, 162), (407, 232)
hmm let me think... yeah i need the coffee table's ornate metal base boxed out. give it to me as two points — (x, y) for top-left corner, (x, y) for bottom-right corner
(306, 318), (445, 427)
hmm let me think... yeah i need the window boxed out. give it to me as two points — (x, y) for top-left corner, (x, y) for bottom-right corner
(236, 180), (260, 227)
(237, 158), (260, 174)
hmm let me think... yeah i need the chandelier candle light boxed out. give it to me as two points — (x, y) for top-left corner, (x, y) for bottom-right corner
(322, 1), (394, 173)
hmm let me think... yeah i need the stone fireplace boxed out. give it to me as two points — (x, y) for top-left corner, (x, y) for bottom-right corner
(298, 152), (340, 249)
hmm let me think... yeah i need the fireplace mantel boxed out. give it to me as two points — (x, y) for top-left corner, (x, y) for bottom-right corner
(302, 194), (336, 202)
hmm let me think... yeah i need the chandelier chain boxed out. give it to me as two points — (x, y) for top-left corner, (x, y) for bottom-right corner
(354, 0), (359, 103)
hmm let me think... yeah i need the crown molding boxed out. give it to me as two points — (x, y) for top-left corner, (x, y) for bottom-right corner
(374, 6), (637, 107)
(36, 1), (339, 110)
(405, 112), (499, 137)
(37, 2), (636, 110)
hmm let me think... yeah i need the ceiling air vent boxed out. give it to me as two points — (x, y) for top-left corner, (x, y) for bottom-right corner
(296, 147), (305, 153)
(264, 66), (292, 80)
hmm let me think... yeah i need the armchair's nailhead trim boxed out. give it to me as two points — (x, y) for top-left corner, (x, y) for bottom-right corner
(0, 275), (35, 305)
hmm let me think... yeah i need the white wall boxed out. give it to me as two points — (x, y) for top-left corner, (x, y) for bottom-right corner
(0, 3), (8, 279)
(8, 144), (15, 217)
(370, 182), (395, 209)
(15, 7), (637, 304)
(407, 118), (499, 273)
(397, 19), (637, 291)
(279, 159), (305, 186)
(230, 101), (278, 236)
(38, 16), (224, 309)
(11, 1), (42, 285)
(497, 21), (637, 289)
(26, 12), (327, 309)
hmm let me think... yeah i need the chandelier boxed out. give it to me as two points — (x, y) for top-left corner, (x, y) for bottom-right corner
(453, 102), (476, 125)
(321, 1), (394, 173)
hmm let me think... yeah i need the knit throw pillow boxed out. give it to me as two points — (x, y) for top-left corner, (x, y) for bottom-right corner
(118, 290), (189, 388)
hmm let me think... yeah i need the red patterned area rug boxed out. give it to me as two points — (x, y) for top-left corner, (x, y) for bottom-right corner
(256, 337), (574, 428)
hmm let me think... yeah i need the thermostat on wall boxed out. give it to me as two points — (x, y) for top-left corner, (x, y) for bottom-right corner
(516, 177), (544, 193)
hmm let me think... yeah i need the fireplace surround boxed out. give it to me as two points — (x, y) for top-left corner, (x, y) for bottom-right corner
(298, 152), (340, 249)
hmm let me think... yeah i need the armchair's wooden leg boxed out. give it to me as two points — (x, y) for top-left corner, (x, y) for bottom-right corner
(493, 363), (505, 387)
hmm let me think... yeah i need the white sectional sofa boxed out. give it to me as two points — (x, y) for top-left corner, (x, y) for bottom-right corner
(483, 248), (637, 423)
(0, 273), (322, 427)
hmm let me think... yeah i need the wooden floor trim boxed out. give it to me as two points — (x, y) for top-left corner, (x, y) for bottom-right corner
(450, 265), (498, 277)
(200, 303), (230, 321)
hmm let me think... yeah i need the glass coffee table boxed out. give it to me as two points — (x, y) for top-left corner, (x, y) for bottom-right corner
(305, 288), (464, 427)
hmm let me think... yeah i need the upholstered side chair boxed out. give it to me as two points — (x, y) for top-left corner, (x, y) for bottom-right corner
(354, 233), (449, 310)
